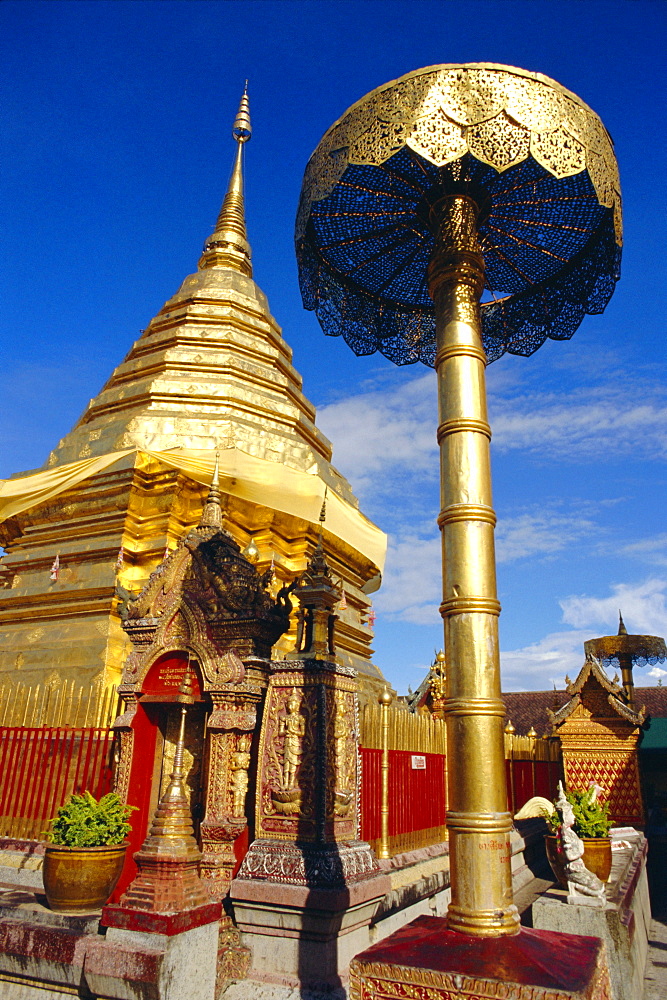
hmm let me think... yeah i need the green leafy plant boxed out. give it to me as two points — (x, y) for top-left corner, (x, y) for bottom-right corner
(48, 791), (134, 847)
(565, 787), (612, 838)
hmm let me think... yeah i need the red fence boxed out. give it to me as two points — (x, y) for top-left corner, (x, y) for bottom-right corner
(360, 748), (562, 856)
(506, 758), (562, 816)
(0, 727), (115, 841)
(360, 748), (447, 854)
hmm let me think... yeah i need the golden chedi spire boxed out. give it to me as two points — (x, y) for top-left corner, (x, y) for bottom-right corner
(0, 82), (387, 707)
(199, 83), (252, 276)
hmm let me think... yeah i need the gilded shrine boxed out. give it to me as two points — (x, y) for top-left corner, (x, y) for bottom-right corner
(0, 89), (387, 706)
(549, 615), (666, 828)
(111, 461), (295, 899)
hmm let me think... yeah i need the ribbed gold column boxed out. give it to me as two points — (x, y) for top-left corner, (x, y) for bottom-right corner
(428, 195), (519, 937)
(378, 687), (392, 860)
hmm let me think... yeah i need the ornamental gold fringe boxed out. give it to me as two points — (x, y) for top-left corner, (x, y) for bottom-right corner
(0, 675), (119, 729)
(360, 702), (446, 753)
(504, 727), (561, 762)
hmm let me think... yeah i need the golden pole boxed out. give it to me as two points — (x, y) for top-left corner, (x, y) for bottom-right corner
(428, 194), (519, 937)
(378, 687), (392, 860)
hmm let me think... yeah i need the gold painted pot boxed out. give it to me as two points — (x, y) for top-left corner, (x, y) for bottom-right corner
(545, 835), (612, 887)
(580, 837), (612, 883)
(43, 843), (127, 913)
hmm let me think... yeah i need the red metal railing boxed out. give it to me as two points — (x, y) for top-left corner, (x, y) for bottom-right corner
(0, 727), (115, 841)
(506, 758), (562, 816)
(360, 748), (447, 854)
(360, 748), (562, 856)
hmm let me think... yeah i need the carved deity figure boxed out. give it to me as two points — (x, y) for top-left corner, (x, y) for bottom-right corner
(279, 688), (305, 790)
(555, 782), (606, 901)
(230, 734), (252, 819)
(333, 699), (350, 786)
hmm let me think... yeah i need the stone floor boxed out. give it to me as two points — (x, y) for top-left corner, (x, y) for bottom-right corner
(644, 833), (667, 1000)
(644, 919), (667, 1000)
(221, 985), (347, 999)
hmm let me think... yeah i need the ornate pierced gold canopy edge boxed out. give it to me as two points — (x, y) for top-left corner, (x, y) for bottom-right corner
(297, 61), (621, 245)
(313, 62), (608, 143)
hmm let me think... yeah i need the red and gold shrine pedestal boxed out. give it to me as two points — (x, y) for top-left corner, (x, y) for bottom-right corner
(349, 916), (611, 1000)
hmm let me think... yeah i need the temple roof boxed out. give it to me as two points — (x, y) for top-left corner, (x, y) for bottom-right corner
(502, 685), (667, 735)
(548, 656), (646, 728)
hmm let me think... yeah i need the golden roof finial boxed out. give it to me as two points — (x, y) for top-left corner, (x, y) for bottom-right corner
(199, 451), (223, 528)
(618, 610), (628, 635)
(319, 487), (328, 528)
(199, 84), (252, 276)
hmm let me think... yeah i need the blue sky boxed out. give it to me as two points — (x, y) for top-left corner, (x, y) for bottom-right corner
(1, 0), (666, 693)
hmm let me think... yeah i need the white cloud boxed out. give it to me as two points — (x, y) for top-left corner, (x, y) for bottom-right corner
(500, 629), (591, 692)
(618, 534), (667, 568)
(318, 372), (437, 494)
(489, 355), (667, 461)
(501, 578), (667, 691)
(496, 511), (597, 563)
(491, 400), (667, 460)
(320, 364), (666, 516)
(317, 366), (666, 692)
(373, 533), (441, 625)
(374, 508), (602, 629)
(560, 578), (667, 637)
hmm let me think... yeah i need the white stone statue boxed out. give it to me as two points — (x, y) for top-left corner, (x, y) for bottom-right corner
(554, 782), (606, 903)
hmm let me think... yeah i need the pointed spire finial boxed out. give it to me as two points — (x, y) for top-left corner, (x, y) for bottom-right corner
(232, 81), (251, 142)
(199, 451), (223, 528)
(319, 487), (328, 529)
(199, 86), (252, 276)
(618, 610), (627, 635)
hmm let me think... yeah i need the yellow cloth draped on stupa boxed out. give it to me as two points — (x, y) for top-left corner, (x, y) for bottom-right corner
(0, 448), (386, 571)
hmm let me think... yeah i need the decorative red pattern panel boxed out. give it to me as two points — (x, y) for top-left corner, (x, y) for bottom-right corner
(563, 752), (644, 826)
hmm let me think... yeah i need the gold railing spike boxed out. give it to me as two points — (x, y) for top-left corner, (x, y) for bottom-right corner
(75, 685), (84, 727)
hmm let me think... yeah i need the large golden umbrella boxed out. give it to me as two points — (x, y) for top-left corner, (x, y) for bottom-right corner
(296, 64), (621, 938)
(585, 613), (666, 710)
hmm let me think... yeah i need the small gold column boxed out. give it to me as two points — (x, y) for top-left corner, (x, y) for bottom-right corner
(378, 687), (392, 860)
(428, 194), (519, 936)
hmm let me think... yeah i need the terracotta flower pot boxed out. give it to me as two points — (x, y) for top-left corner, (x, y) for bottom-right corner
(43, 842), (128, 913)
(545, 834), (612, 887)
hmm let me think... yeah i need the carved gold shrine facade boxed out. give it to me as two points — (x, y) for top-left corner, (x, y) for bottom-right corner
(0, 91), (387, 702)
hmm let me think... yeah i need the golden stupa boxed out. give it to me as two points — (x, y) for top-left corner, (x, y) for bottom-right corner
(0, 89), (387, 705)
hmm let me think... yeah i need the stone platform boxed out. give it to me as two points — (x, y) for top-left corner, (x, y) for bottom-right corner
(532, 828), (652, 1000)
(0, 819), (553, 996)
(0, 839), (44, 889)
(0, 882), (220, 1000)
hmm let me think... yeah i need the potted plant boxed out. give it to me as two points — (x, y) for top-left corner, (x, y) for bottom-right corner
(43, 791), (134, 913)
(543, 784), (613, 885)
